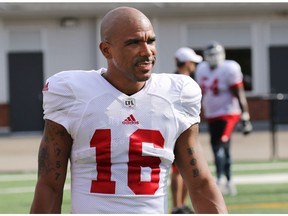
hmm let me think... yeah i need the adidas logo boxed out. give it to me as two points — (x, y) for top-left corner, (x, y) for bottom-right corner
(122, 114), (139, 125)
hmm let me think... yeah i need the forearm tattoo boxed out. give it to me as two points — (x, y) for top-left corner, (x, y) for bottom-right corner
(38, 146), (52, 177)
(187, 147), (194, 155)
(38, 121), (70, 181)
(192, 168), (200, 177)
(189, 158), (197, 166)
(187, 147), (200, 178)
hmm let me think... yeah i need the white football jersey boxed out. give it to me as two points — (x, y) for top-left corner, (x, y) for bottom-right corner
(195, 60), (243, 119)
(42, 68), (201, 213)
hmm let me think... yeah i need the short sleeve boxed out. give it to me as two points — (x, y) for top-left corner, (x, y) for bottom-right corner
(42, 73), (75, 133)
(226, 61), (243, 87)
(179, 78), (202, 131)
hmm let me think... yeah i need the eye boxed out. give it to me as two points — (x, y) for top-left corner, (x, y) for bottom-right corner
(147, 38), (156, 44)
(126, 39), (139, 45)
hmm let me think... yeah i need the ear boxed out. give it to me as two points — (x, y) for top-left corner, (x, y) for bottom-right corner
(99, 41), (112, 59)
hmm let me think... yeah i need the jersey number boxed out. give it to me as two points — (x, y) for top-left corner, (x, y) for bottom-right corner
(201, 78), (219, 95)
(90, 129), (164, 195)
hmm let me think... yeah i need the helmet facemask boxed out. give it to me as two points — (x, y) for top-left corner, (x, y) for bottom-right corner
(204, 43), (225, 68)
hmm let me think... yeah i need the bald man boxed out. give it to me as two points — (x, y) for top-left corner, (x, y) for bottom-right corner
(30, 7), (227, 214)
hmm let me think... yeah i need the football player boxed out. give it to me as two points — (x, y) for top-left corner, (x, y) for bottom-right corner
(195, 41), (253, 196)
(30, 7), (227, 214)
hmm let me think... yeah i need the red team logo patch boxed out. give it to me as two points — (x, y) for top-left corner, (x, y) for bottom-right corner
(122, 114), (139, 125)
(42, 82), (49, 91)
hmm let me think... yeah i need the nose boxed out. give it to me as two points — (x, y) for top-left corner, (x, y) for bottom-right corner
(139, 42), (154, 57)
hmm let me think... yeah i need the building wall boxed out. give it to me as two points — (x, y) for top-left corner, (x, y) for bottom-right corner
(43, 18), (97, 79)
(0, 20), (8, 104)
(0, 18), (99, 130)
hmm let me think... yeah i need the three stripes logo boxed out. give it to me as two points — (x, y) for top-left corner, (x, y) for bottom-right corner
(122, 114), (139, 125)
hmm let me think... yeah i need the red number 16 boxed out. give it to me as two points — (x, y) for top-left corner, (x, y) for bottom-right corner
(90, 129), (164, 195)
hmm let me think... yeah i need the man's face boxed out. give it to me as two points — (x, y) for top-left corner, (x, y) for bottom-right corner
(107, 18), (156, 83)
(187, 61), (197, 74)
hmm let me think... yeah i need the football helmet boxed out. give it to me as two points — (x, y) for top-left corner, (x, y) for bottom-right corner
(203, 41), (225, 68)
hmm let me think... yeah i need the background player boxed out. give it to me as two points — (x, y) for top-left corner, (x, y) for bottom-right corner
(170, 47), (202, 214)
(30, 8), (227, 213)
(195, 41), (253, 195)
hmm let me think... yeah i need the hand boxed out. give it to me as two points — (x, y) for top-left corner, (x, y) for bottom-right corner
(241, 120), (253, 135)
(241, 112), (253, 135)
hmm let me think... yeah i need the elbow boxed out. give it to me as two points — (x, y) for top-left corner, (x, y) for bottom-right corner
(190, 178), (228, 214)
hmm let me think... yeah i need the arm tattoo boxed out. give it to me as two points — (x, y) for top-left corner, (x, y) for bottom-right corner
(192, 168), (200, 177)
(54, 147), (61, 156)
(55, 172), (61, 181)
(37, 120), (71, 181)
(56, 161), (61, 169)
(187, 147), (194, 155)
(38, 146), (53, 177)
(190, 158), (197, 166)
(186, 147), (201, 178)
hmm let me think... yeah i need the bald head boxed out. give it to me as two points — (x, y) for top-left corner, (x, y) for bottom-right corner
(100, 7), (153, 42)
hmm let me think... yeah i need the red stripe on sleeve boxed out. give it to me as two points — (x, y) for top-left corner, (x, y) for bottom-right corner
(230, 81), (243, 90)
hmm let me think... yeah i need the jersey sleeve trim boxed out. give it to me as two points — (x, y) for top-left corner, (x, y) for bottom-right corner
(230, 81), (243, 89)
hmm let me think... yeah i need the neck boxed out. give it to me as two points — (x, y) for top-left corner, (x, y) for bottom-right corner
(102, 72), (146, 96)
(177, 68), (190, 76)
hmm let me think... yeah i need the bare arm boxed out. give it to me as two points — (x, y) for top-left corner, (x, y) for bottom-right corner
(231, 86), (253, 134)
(231, 85), (249, 113)
(174, 124), (228, 214)
(30, 119), (72, 213)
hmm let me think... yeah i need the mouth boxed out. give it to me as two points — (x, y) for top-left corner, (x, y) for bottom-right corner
(135, 58), (155, 71)
(136, 62), (153, 72)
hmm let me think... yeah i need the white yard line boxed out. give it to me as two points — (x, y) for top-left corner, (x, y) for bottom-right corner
(208, 162), (288, 171)
(0, 184), (70, 194)
(0, 174), (36, 182)
(0, 173), (71, 182)
(232, 162), (288, 171)
(234, 173), (288, 185)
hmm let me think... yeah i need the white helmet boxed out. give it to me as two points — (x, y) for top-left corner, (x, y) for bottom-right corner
(203, 41), (225, 68)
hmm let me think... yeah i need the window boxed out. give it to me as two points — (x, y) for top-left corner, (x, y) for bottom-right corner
(225, 48), (252, 91)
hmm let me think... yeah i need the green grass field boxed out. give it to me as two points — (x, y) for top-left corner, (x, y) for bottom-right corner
(0, 160), (287, 214)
